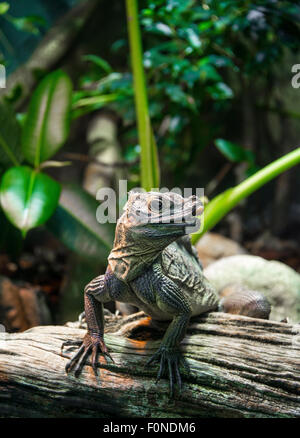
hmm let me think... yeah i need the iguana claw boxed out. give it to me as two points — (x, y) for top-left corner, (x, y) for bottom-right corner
(146, 346), (190, 397)
(62, 333), (114, 377)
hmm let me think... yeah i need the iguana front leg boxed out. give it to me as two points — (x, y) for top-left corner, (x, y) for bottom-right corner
(133, 264), (192, 397)
(146, 312), (191, 397)
(62, 275), (113, 376)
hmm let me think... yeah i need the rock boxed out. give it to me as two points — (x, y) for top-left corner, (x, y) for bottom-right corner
(204, 255), (300, 323)
(195, 232), (247, 267)
(0, 276), (51, 332)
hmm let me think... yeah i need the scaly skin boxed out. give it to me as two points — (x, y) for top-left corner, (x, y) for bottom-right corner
(62, 191), (270, 397)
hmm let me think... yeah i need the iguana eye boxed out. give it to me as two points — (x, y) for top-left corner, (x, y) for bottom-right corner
(149, 197), (163, 212)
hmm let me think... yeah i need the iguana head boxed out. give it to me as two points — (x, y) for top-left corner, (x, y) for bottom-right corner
(108, 191), (203, 281)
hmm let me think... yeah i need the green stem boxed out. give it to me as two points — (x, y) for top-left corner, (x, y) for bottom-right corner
(191, 147), (300, 244)
(125, 0), (159, 190)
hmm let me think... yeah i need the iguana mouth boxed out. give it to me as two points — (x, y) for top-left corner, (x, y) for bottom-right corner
(166, 216), (198, 226)
(193, 204), (204, 216)
(163, 199), (203, 227)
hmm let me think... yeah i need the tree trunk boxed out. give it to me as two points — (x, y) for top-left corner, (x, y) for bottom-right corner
(0, 312), (299, 418)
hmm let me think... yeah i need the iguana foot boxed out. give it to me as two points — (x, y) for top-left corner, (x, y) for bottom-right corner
(146, 346), (190, 397)
(62, 333), (114, 377)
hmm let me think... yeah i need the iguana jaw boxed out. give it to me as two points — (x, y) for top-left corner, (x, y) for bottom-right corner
(131, 217), (200, 237)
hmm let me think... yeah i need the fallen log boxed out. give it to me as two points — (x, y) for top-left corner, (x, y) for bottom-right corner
(0, 312), (299, 418)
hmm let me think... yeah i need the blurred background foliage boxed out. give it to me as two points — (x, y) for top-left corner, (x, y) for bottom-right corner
(0, 0), (79, 73)
(0, 0), (299, 324)
(74, 0), (300, 187)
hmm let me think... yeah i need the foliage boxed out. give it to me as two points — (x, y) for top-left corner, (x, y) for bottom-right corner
(125, 0), (160, 191)
(0, 70), (71, 237)
(22, 70), (72, 167)
(1, 1), (300, 264)
(0, 2), (46, 34)
(47, 184), (114, 261)
(0, 99), (22, 167)
(0, 69), (114, 260)
(0, 2), (46, 64)
(74, 0), (300, 183)
(72, 0), (300, 248)
(214, 138), (258, 176)
(0, 165), (60, 237)
(191, 147), (300, 243)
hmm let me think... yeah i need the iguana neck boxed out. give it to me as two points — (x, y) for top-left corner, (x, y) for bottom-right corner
(108, 222), (165, 282)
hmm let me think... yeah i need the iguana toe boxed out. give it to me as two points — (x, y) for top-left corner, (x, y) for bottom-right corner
(147, 346), (188, 397)
(62, 333), (113, 378)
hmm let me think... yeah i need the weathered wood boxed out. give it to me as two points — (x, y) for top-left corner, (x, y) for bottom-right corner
(0, 312), (299, 418)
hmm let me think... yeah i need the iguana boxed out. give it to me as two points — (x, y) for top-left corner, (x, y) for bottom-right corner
(62, 191), (270, 396)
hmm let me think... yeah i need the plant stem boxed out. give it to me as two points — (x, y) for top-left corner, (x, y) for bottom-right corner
(125, 0), (160, 190)
(191, 147), (300, 244)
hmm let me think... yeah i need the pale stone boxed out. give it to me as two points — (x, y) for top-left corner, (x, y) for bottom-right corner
(204, 255), (300, 323)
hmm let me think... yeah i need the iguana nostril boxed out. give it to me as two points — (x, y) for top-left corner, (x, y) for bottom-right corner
(196, 204), (204, 215)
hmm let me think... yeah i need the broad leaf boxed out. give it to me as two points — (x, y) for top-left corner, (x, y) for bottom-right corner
(0, 100), (22, 167)
(47, 184), (115, 262)
(22, 70), (72, 167)
(0, 166), (61, 236)
(215, 139), (255, 164)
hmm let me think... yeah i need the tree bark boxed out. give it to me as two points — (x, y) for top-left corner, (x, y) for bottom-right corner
(0, 312), (299, 418)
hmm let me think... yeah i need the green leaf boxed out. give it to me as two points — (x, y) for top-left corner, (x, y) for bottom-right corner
(215, 138), (255, 163)
(185, 28), (202, 49)
(8, 15), (47, 35)
(0, 100), (22, 167)
(0, 166), (61, 236)
(72, 93), (120, 109)
(198, 64), (222, 82)
(207, 82), (233, 100)
(22, 70), (72, 168)
(198, 21), (213, 32)
(47, 184), (115, 261)
(71, 93), (120, 119)
(0, 2), (9, 15)
(83, 55), (112, 74)
(145, 22), (173, 36)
